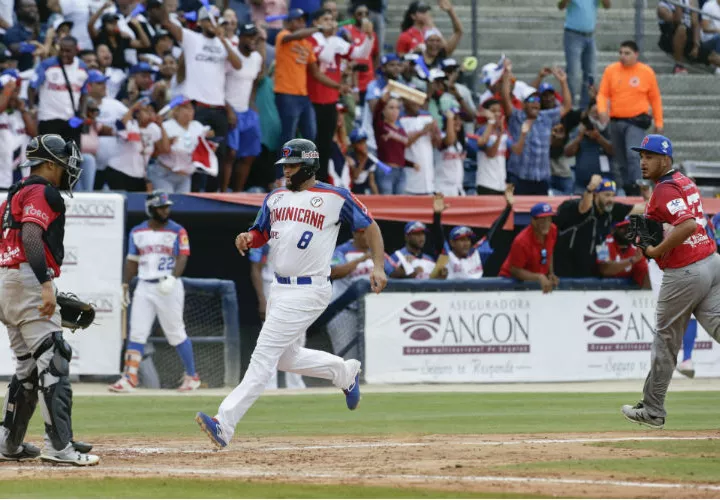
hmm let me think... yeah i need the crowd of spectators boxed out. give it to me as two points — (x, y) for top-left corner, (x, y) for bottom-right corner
(0, 0), (682, 199)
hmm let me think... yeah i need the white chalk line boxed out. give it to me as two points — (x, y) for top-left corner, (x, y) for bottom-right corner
(100, 435), (720, 454)
(2, 464), (720, 492)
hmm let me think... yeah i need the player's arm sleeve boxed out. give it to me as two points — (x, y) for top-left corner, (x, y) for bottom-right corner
(21, 222), (50, 284)
(174, 228), (191, 256)
(339, 190), (373, 231)
(248, 195), (272, 246)
(19, 187), (54, 229)
(126, 231), (140, 262)
(653, 184), (696, 226)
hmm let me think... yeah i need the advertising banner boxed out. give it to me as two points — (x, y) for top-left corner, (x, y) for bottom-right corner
(364, 291), (720, 383)
(0, 193), (125, 375)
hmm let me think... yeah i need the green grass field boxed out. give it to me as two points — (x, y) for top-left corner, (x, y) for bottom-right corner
(4, 390), (720, 498)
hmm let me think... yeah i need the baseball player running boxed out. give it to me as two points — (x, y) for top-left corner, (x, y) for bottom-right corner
(109, 191), (200, 392)
(0, 134), (98, 465)
(196, 139), (388, 448)
(622, 135), (720, 429)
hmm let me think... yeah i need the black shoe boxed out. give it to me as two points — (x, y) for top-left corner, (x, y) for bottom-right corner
(72, 441), (93, 453)
(0, 442), (41, 461)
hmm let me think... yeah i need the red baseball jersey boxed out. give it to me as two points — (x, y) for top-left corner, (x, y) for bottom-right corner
(344, 25), (378, 91)
(645, 170), (716, 269)
(596, 235), (649, 285)
(0, 184), (62, 276)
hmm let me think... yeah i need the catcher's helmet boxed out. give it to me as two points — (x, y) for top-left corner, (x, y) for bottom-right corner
(275, 138), (320, 174)
(145, 190), (173, 217)
(21, 134), (82, 194)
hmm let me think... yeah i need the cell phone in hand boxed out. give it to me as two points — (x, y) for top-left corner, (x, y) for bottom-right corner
(353, 63), (369, 72)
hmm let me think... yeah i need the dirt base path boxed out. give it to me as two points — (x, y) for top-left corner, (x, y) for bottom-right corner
(3, 431), (720, 498)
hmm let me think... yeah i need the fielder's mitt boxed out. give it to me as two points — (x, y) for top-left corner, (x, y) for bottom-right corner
(57, 292), (96, 332)
(627, 214), (664, 254)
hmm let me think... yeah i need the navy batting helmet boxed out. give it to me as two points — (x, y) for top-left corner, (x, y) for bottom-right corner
(275, 138), (320, 174)
(145, 190), (173, 217)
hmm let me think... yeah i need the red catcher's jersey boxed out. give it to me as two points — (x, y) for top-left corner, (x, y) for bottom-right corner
(645, 170), (716, 269)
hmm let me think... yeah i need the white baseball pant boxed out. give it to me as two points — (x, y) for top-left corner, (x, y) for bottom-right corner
(130, 279), (187, 346)
(216, 280), (356, 443)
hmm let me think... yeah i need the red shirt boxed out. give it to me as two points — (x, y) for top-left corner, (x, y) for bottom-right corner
(373, 98), (408, 166)
(396, 26), (425, 55)
(499, 223), (557, 278)
(596, 235), (649, 285)
(307, 35), (342, 105)
(0, 184), (62, 277)
(645, 171), (716, 270)
(345, 25), (377, 92)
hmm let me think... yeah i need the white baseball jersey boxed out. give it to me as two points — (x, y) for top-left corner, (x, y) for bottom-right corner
(127, 219), (191, 280)
(250, 182), (373, 278)
(390, 247), (436, 280)
(30, 56), (89, 122)
(443, 241), (484, 279)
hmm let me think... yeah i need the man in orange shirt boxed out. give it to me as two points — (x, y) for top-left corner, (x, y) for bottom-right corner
(597, 40), (663, 196)
(274, 8), (349, 180)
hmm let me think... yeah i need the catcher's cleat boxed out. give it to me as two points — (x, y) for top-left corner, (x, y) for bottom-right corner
(0, 443), (41, 461)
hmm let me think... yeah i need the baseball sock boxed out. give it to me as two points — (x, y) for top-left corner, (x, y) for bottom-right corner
(175, 338), (196, 377)
(683, 319), (697, 362)
(124, 341), (145, 386)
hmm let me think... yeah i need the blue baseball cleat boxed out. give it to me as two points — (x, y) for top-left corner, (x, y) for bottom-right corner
(195, 412), (227, 448)
(344, 373), (361, 410)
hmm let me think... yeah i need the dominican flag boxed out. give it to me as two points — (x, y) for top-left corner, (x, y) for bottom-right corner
(192, 134), (219, 177)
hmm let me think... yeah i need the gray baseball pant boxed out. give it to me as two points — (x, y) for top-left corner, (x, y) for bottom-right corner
(642, 253), (720, 417)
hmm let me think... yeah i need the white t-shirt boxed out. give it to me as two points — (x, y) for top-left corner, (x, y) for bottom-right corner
(434, 140), (466, 196)
(476, 128), (509, 192)
(400, 114), (435, 195)
(60, 0), (92, 50)
(32, 57), (89, 122)
(104, 67), (127, 100)
(157, 119), (207, 175)
(702, 1), (720, 42)
(0, 111), (28, 188)
(109, 121), (162, 178)
(225, 49), (263, 112)
(181, 28), (228, 106)
(0, 0), (13, 29)
(95, 97), (128, 170)
(479, 80), (535, 105)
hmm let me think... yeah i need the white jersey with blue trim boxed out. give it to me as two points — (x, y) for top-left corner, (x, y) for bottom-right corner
(250, 182), (373, 278)
(391, 247), (436, 279)
(443, 241), (483, 280)
(127, 220), (191, 280)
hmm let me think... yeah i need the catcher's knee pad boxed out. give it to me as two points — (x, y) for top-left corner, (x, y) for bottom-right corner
(0, 366), (39, 451)
(35, 332), (73, 451)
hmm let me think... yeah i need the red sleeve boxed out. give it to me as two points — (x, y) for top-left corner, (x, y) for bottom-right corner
(649, 183), (695, 226)
(396, 31), (410, 55)
(177, 228), (190, 256)
(18, 185), (57, 230)
(249, 229), (269, 248)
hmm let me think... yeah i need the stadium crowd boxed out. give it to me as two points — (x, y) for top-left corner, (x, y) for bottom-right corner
(5, 0), (716, 198)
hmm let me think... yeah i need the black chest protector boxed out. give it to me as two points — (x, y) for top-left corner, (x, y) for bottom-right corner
(1, 176), (66, 266)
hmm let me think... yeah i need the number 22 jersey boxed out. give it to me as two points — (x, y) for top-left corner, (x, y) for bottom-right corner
(127, 220), (190, 280)
(644, 170), (716, 270)
(250, 182), (373, 278)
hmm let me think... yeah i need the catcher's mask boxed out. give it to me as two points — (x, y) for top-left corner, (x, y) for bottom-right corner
(145, 190), (173, 222)
(275, 138), (320, 191)
(21, 134), (82, 196)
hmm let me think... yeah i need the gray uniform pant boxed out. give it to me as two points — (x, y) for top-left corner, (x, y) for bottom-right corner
(643, 254), (720, 417)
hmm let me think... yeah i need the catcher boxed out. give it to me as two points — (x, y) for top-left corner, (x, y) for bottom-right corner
(0, 134), (99, 465)
(622, 135), (720, 429)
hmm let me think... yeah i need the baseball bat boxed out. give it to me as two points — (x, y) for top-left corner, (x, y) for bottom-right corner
(366, 152), (392, 174)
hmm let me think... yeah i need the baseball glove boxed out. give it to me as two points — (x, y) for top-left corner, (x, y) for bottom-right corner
(57, 292), (96, 332)
(627, 214), (664, 254)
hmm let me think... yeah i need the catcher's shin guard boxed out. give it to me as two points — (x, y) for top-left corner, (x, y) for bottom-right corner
(35, 332), (74, 451)
(0, 367), (39, 451)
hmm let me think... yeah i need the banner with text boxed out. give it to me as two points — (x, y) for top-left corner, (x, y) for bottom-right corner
(364, 291), (720, 383)
(0, 193), (125, 375)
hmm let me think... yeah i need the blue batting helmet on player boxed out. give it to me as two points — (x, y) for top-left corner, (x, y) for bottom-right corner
(145, 190), (173, 217)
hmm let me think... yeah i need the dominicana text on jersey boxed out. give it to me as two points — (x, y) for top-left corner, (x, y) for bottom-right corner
(250, 182), (373, 277)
